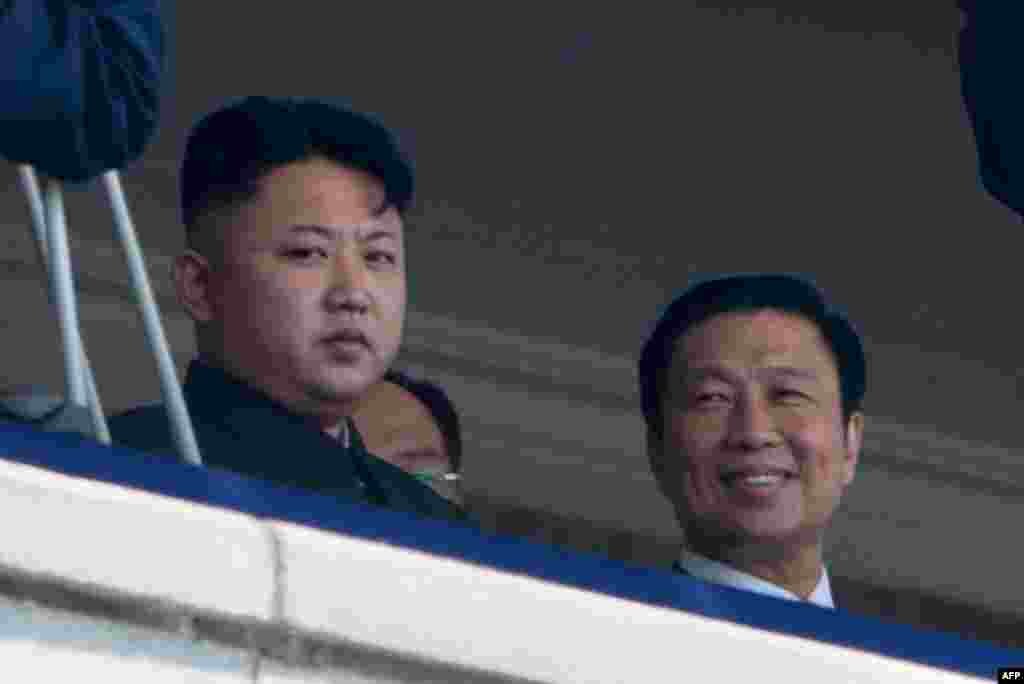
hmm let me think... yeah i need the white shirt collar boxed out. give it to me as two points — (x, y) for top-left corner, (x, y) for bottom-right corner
(677, 548), (834, 609)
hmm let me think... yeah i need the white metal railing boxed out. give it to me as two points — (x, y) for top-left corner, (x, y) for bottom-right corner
(14, 165), (200, 464)
(0, 452), (994, 683)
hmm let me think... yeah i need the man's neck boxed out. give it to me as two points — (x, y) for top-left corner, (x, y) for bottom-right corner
(319, 417), (350, 447)
(194, 355), (352, 444)
(687, 535), (824, 600)
(282, 406), (350, 445)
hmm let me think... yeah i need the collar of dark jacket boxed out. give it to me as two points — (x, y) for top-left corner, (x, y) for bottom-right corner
(186, 359), (359, 441)
(182, 360), (367, 489)
(181, 359), (467, 521)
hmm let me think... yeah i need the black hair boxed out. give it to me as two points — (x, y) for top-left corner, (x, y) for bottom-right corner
(383, 369), (462, 473)
(638, 273), (866, 441)
(180, 95), (414, 243)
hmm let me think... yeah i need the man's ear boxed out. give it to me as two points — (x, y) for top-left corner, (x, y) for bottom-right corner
(174, 249), (215, 323)
(841, 411), (864, 487)
(647, 426), (672, 500)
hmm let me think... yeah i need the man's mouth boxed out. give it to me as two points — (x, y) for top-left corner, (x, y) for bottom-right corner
(321, 329), (370, 350)
(719, 468), (797, 489)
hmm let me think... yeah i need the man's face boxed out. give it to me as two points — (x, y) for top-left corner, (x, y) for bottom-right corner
(352, 380), (461, 505)
(181, 156), (406, 423)
(653, 309), (862, 551)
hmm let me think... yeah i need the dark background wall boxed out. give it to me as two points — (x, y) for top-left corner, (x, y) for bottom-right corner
(3, 1), (1022, 648)
(151, 1), (1021, 450)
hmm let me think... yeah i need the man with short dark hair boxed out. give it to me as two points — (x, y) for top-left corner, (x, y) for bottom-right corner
(110, 96), (461, 523)
(352, 369), (464, 508)
(638, 274), (866, 607)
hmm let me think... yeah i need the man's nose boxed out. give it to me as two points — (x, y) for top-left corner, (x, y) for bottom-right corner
(726, 396), (781, 450)
(324, 251), (371, 313)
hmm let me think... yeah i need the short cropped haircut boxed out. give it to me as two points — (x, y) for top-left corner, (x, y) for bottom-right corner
(180, 95), (414, 245)
(384, 369), (463, 473)
(638, 273), (866, 440)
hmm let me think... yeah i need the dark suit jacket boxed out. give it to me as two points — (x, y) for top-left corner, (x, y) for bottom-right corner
(959, 1), (1024, 216)
(108, 360), (465, 524)
(672, 560), (841, 609)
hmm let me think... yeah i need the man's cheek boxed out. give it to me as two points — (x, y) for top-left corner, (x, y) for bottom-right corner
(284, 269), (326, 290)
(791, 423), (833, 467)
(679, 449), (717, 505)
(676, 419), (723, 455)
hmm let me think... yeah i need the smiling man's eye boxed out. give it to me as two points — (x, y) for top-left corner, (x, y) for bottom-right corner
(693, 391), (731, 407)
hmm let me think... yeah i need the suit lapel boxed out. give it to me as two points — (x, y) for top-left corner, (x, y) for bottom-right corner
(185, 362), (363, 499)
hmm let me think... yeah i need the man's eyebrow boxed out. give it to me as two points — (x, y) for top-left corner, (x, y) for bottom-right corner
(286, 225), (399, 243)
(288, 224), (334, 240)
(678, 365), (738, 385)
(360, 228), (400, 243)
(761, 366), (820, 381)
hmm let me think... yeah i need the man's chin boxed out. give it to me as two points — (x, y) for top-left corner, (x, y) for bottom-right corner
(688, 514), (806, 550)
(303, 368), (377, 405)
(734, 515), (807, 542)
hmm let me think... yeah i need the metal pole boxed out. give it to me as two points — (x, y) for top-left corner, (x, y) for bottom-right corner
(17, 167), (111, 443)
(42, 178), (88, 407)
(17, 166), (51, 274)
(102, 171), (201, 465)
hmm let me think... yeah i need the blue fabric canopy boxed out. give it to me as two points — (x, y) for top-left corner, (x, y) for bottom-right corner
(959, 1), (1024, 218)
(0, 0), (164, 182)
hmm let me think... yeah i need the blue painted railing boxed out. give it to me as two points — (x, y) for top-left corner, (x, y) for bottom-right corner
(0, 422), (1018, 679)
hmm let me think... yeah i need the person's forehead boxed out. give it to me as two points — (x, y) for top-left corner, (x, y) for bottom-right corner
(355, 381), (441, 440)
(261, 156), (388, 206)
(672, 309), (837, 377)
(224, 156), (403, 240)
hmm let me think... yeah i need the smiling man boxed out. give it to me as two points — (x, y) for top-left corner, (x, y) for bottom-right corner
(109, 96), (461, 522)
(638, 274), (866, 607)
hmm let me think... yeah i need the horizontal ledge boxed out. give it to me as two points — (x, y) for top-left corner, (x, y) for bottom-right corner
(0, 456), (276, 623)
(0, 428), (1014, 681)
